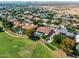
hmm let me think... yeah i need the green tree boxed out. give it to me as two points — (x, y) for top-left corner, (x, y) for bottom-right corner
(53, 34), (65, 44)
(24, 28), (34, 37)
(33, 20), (43, 26)
(0, 17), (2, 21)
(60, 38), (76, 54)
(66, 25), (76, 33)
(2, 19), (14, 30)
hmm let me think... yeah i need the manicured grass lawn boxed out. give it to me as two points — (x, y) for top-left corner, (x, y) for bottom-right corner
(0, 21), (2, 26)
(45, 43), (57, 50)
(0, 32), (53, 58)
(0, 21), (2, 24)
(31, 44), (53, 58)
(0, 32), (27, 57)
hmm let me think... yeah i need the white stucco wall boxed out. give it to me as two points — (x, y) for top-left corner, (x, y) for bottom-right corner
(75, 35), (79, 43)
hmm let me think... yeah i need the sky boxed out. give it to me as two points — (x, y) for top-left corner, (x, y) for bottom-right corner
(0, 0), (79, 1)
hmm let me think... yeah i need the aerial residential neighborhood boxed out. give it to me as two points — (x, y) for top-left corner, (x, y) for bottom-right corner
(0, 1), (79, 58)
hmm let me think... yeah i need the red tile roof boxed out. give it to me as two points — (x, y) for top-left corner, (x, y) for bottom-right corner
(36, 27), (53, 35)
(11, 19), (22, 28)
(22, 23), (37, 30)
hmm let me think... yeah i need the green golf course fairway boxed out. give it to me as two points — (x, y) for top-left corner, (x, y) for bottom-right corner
(0, 32), (53, 58)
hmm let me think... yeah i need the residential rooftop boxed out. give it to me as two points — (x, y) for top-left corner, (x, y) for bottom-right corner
(36, 27), (53, 35)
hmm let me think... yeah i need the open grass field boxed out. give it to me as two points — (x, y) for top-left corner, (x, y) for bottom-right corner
(0, 21), (2, 26)
(0, 32), (53, 58)
(31, 44), (53, 58)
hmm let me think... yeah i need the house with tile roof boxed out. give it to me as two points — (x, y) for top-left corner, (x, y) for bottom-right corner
(59, 28), (75, 38)
(75, 34), (79, 52)
(22, 23), (37, 31)
(34, 27), (55, 40)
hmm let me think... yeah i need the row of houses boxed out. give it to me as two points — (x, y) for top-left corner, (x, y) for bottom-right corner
(10, 18), (79, 52)
(11, 18), (79, 42)
(10, 19), (37, 33)
(11, 18), (55, 40)
(59, 28), (79, 52)
(59, 28), (79, 41)
(59, 28), (75, 38)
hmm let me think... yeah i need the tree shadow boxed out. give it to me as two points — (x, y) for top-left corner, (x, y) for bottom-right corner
(0, 27), (4, 32)
(29, 36), (40, 41)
